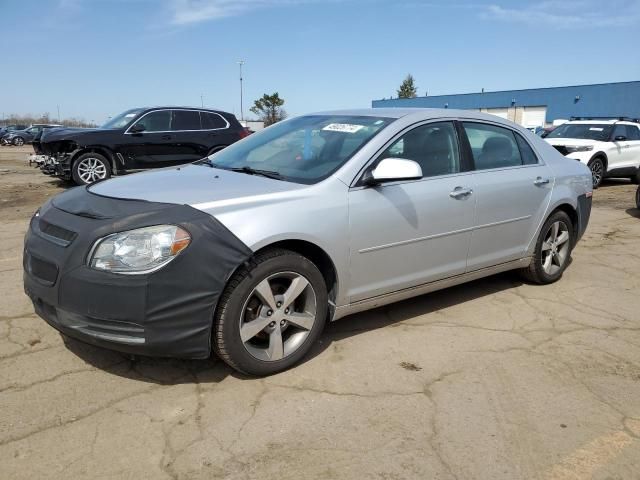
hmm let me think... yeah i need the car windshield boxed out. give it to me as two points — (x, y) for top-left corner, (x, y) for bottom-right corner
(101, 109), (144, 129)
(201, 115), (393, 184)
(546, 123), (612, 141)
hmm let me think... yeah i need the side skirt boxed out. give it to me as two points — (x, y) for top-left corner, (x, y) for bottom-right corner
(331, 257), (531, 321)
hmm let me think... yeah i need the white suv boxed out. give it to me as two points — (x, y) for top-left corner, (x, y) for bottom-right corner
(544, 119), (640, 188)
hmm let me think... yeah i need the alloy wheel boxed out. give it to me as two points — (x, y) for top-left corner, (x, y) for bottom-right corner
(239, 272), (317, 362)
(590, 160), (603, 187)
(14, 137), (24, 146)
(541, 221), (570, 275)
(77, 157), (108, 184)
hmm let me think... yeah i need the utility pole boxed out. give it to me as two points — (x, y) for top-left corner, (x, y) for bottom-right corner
(238, 60), (245, 123)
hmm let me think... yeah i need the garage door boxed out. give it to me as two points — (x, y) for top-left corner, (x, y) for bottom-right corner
(522, 106), (547, 128)
(485, 108), (509, 120)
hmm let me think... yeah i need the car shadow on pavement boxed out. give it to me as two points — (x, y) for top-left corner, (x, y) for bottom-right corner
(61, 271), (524, 384)
(626, 208), (640, 219)
(305, 271), (525, 362)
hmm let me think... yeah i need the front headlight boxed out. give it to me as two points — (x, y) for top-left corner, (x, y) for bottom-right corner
(566, 145), (593, 153)
(89, 225), (191, 274)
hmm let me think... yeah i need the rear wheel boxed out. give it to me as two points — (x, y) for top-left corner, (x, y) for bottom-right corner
(213, 249), (327, 376)
(588, 157), (605, 189)
(72, 152), (111, 185)
(520, 210), (573, 284)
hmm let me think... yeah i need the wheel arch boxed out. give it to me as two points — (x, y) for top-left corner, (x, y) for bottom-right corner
(252, 239), (339, 318)
(207, 144), (228, 156)
(548, 203), (580, 247)
(589, 152), (608, 170)
(71, 146), (118, 173)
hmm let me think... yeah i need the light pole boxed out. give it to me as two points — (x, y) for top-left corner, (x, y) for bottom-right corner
(57, 105), (61, 122)
(238, 60), (245, 123)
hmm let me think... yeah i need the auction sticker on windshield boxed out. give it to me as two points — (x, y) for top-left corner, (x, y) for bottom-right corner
(322, 123), (364, 133)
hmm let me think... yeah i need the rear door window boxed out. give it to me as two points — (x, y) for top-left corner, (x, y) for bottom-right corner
(200, 112), (227, 130)
(171, 110), (201, 131)
(462, 122), (523, 170)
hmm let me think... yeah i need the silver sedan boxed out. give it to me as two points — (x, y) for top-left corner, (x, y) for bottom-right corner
(25, 109), (593, 375)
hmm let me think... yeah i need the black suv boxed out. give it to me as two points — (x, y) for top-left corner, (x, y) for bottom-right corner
(35, 107), (247, 185)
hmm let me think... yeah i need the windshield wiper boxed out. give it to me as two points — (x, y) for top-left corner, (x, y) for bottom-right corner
(229, 166), (283, 180)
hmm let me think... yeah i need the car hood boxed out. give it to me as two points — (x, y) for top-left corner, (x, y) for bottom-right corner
(545, 138), (603, 146)
(89, 164), (307, 211)
(41, 127), (100, 142)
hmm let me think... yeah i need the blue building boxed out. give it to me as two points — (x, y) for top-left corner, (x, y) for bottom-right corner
(372, 81), (640, 129)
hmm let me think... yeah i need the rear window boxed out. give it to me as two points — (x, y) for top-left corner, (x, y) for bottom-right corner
(171, 110), (201, 131)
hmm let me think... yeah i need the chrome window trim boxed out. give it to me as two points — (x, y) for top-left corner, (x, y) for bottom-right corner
(124, 108), (230, 134)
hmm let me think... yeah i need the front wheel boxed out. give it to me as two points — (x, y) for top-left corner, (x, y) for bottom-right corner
(636, 186), (640, 210)
(588, 157), (605, 189)
(520, 210), (573, 284)
(213, 249), (328, 376)
(13, 137), (25, 146)
(72, 152), (111, 185)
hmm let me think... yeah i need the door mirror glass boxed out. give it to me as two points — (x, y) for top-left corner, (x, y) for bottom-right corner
(366, 158), (422, 185)
(129, 123), (146, 133)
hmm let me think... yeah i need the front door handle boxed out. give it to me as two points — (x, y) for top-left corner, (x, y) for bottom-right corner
(534, 177), (550, 186)
(161, 134), (172, 140)
(449, 187), (473, 199)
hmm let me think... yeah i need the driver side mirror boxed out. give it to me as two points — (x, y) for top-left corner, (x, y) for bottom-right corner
(364, 158), (423, 186)
(129, 123), (146, 133)
(614, 135), (627, 142)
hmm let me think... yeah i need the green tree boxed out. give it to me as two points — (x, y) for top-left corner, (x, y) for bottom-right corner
(250, 92), (287, 126)
(397, 74), (418, 99)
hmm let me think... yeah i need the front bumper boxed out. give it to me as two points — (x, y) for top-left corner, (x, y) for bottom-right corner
(23, 186), (252, 359)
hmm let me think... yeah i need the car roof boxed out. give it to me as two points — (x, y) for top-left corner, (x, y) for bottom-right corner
(309, 108), (524, 125)
(139, 106), (233, 115)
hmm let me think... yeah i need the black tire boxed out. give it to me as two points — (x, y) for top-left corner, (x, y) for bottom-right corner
(636, 186), (640, 210)
(71, 152), (111, 185)
(587, 157), (605, 189)
(213, 248), (328, 376)
(520, 210), (574, 285)
(13, 136), (25, 146)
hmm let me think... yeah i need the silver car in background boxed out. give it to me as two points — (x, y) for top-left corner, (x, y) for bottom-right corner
(24, 109), (593, 375)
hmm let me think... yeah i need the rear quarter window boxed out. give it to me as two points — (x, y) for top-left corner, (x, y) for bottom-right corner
(200, 112), (227, 130)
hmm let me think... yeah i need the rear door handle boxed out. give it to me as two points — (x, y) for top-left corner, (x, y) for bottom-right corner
(534, 177), (550, 186)
(161, 134), (172, 140)
(449, 187), (473, 199)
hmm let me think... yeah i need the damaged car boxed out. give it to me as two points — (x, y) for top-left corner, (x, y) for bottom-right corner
(24, 109), (593, 375)
(34, 107), (247, 185)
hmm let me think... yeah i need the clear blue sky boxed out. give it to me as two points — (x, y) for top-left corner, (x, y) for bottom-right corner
(2, 0), (639, 124)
